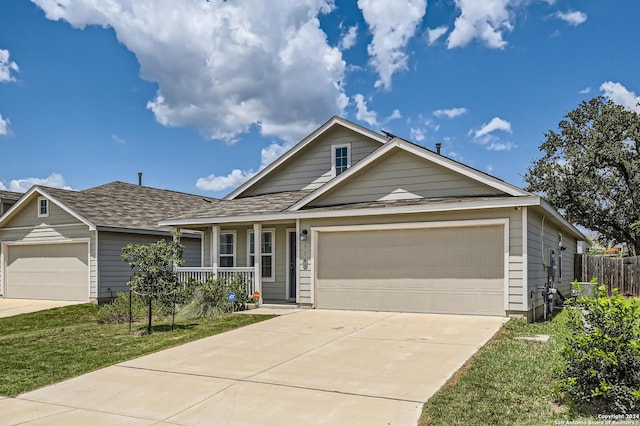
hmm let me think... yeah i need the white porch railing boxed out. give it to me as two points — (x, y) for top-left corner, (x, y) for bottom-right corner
(176, 267), (255, 296)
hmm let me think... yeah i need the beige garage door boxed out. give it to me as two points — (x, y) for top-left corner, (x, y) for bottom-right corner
(5, 243), (89, 301)
(316, 225), (505, 315)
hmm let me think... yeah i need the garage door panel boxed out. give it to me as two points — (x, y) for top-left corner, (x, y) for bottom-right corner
(6, 243), (88, 301)
(316, 225), (505, 316)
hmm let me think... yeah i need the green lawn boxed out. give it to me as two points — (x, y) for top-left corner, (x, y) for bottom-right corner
(420, 310), (574, 426)
(0, 304), (273, 397)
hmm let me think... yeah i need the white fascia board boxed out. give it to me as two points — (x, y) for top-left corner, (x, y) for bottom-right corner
(224, 116), (389, 200)
(158, 196), (541, 227)
(0, 187), (96, 231)
(289, 139), (529, 211)
(537, 199), (586, 241)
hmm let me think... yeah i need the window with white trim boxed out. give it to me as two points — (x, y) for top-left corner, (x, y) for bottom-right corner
(248, 230), (275, 282)
(37, 197), (49, 218)
(331, 143), (351, 176)
(219, 232), (236, 267)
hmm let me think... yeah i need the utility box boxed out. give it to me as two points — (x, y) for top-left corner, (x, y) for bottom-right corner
(571, 282), (597, 298)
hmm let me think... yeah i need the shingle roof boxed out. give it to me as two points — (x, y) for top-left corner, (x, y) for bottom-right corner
(39, 181), (218, 232)
(0, 190), (22, 201)
(167, 190), (311, 220)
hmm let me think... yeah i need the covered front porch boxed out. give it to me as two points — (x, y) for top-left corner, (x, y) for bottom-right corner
(175, 222), (304, 305)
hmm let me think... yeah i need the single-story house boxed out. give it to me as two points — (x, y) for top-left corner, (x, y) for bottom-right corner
(0, 190), (21, 217)
(161, 116), (585, 320)
(0, 182), (217, 302)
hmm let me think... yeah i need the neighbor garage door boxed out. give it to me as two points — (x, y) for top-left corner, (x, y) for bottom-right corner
(315, 224), (505, 315)
(5, 243), (89, 301)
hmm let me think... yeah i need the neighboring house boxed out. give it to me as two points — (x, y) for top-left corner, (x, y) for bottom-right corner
(0, 190), (21, 217)
(0, 182), (217, 302)
(161, 116), (585, 320)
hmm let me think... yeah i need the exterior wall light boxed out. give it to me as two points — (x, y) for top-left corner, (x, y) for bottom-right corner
(300, 229), (308, 241)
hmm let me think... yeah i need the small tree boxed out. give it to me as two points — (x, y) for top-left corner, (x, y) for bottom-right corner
(121, 232), (185, 333)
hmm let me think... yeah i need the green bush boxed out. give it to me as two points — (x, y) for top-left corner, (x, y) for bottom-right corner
(97, 292), (169, 324)
(559, 280), (640, 414)
(177, 275), (254, 319)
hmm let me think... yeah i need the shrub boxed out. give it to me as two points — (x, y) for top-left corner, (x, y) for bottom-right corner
(558, 280), (640, 414)
(177, 275), (254, 319)
(97, 292), (169, 324)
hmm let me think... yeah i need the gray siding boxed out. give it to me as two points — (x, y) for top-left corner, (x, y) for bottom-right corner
(244, 127), (382, 196)
(299, 207), (525, 313)
(310, 150), (505, 207)
(3, 197), (83, 228)
(97, 231), (202, 298)
(527, 209), (578, 319)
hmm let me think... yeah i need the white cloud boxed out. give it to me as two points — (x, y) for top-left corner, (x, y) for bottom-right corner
(555, 10), (587, 26)
(111, 134), (125, 144)
(353, 94), (379, 126)
(339, 25), (358, 50)
(357, 0), (427, 89)
(196, 169), (255, 192)
(486, 164), (494, 173)
(32, 0), (348, 143)
(0, 49), (19, 83)
(600, 81), (640, 112)
(447, 0), (513, 49)
(7, 173), (73, 193)
(433, 107), (467, 119)
(487, 141), (517, 151)
(0, 182), (6, 190)
(472, 117), (512, 138)
(579, 87), (591, 94)
(0, 114), (9, 136)
(427, 25), (448, 45)
(386, 109), (402, 122)
(410, 127), (425, 141)
(196, 138), (295, 193)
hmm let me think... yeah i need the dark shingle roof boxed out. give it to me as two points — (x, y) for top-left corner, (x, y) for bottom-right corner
(39, 182), (218, 232)
(0, 190), (22, 201)
(168, 191), (311, 220)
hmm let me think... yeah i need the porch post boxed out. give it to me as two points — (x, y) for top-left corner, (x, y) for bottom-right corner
(211, 225), (219, 276)
(253, 223), (262, 305)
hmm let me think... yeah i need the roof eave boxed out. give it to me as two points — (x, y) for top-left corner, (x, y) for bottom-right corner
(159, 196), (541, 227)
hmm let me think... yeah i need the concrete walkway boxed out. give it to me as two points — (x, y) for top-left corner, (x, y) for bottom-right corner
(0, 299), (85, 318)
(2, 310), (507, 425)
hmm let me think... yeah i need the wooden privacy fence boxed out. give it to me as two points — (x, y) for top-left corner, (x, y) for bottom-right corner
(574, 254), (640, 297)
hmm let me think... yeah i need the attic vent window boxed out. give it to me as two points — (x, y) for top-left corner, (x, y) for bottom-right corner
(37, 197), (49, 218)
(332, 143), (351, 176)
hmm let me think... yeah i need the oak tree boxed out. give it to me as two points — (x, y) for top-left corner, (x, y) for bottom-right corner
(525, 97), (640, 254)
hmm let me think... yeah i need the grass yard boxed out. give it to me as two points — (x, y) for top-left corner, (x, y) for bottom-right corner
(420, 309), (573, 426)
(0, 304), (274, 397)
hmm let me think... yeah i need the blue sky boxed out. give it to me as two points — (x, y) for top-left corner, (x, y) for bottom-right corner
(1, 0), (638, 198)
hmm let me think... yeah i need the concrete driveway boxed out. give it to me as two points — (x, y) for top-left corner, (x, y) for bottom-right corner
(0, 299), (85, 318)
(2, 310), (506, 425)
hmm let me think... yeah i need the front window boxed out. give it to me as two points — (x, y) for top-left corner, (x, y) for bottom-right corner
(37, 197), (49, 217)
(332, 143), (351, 176)
(219, 232), (235, 267)
(248, 230), (275, 281)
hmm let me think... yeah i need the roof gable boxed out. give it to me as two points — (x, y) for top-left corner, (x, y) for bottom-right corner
(0, 182), (219, 233)
(291, 139), (529, 210)
(0, 186), (95, 229)
(225, 116), (389, 199)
